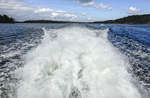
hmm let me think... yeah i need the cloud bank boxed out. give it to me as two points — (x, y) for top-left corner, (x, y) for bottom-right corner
(0, 0), (78, 21)
(34, 8), (77, 19)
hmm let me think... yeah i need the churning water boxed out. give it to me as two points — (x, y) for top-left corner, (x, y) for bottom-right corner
(0, 24), (150, 98)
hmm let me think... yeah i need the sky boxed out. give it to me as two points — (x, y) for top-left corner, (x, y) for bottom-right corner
(0, 0), (150, 22)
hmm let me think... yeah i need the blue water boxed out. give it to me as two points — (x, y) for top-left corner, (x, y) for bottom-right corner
(107, 24), (150, 87)
(0, 23), (150, 98)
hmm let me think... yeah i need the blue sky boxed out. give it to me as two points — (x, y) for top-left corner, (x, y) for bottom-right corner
(0, 0), (150, 21)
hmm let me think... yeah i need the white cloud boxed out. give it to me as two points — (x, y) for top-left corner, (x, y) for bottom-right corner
(94, 3), (112, 10)
(34, 8), (66, 14)
(87, 17), (93, 22)
(64, 13), (77, 18)
(34, 8), (53, 13)
(128, 6), (141, 14)
(34, 8), (77, 19)
(51, 12), (59, 17)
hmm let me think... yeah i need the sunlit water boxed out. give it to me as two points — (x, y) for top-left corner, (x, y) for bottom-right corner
(0, 23), (150, 98)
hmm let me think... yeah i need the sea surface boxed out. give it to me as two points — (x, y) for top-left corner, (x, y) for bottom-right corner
(0, 23), (150, 98)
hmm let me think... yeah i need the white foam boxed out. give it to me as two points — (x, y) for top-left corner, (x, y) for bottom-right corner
(16, 26), (141, 98)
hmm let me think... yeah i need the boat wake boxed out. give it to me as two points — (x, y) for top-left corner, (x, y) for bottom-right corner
(15, 26), (141, 98)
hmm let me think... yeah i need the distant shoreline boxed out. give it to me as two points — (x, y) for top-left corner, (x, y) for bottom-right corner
(1, 14), (150, 24)
(94, 14), (150, 24)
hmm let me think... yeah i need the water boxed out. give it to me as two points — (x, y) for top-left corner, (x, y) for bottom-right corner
(0, 23), (150, 98)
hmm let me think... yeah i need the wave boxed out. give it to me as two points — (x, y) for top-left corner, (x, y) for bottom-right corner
(15, 25), (141, 98)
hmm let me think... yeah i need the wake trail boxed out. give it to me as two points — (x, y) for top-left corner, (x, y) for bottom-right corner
(15, 26), (141, 98)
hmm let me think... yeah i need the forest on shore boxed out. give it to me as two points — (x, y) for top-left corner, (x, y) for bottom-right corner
(0, 15), (15, 23)
(94, 14), (150, 24)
